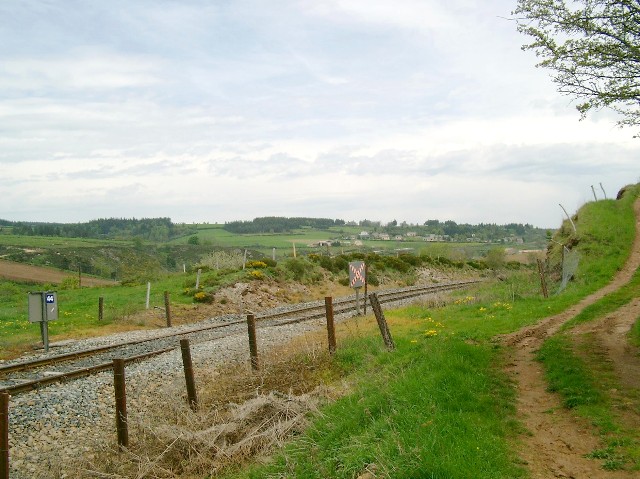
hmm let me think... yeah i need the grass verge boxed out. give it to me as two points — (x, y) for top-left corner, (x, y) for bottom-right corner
(228, 333), (525, 479)
(537, 332), (640, 470)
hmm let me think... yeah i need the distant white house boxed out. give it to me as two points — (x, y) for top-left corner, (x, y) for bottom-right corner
(358, 231), (370, 239)
(424, 234), (447, 242)
(406, 231), (417, 237)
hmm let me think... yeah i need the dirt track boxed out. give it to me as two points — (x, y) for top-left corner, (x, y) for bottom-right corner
(0, 259), (116, 287)
(503, 198), (640, 478)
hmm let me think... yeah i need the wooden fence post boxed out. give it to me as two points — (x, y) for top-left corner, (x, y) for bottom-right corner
(1, 392), (9, 479)
(246, 314), (259, 370)
(368, 293), (395, 350)
(324, 296), (337, 355)
(98, 296), (104, 321)
(164, 291), (172, 327)
(363, 263), (368, 315)
(113, 358), (128, 449)
(180, 339), (198, 411)
(537, 259), (549, 298)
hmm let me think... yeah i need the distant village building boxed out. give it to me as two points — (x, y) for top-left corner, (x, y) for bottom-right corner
(424, 234), (449, 242)
(358, 231), (370, 239)
(406, 231), (417, 237)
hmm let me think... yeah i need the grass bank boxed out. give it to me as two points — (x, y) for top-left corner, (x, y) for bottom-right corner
(222, 190), (640, 478)
(536, 186), (640, 470)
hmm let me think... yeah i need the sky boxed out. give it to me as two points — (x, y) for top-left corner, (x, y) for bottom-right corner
(1, 0), (638, 229)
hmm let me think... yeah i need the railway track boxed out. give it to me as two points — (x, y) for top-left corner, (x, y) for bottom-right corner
(0, 280), (478, 395)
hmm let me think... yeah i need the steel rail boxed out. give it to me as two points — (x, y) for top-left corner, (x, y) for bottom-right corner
(1, 347), (175, 395)
(0, 280), (479, 395)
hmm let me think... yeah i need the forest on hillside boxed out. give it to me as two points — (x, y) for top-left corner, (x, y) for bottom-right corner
(4, 218), (197, 241)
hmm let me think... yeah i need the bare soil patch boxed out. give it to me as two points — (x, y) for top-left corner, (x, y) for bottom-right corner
(503, 198), (640, 478)
(0, 259), (116, 287)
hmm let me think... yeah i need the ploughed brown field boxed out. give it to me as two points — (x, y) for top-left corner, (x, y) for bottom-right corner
(0, 259), (117, 286)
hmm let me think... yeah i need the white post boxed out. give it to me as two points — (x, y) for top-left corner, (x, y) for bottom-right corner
(272, 247), (276, 261)
(145, 282), (151, 309)
(195, 268), (201, 289)
(183, 263), (186, 273)
(293, 242), (297, 258)
(243, 249), (247, 269)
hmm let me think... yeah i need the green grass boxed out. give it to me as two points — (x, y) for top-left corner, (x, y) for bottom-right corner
(631, 316), (640, 348)
(537, 332), (640, 470)
(0, 271), (243, 356)
(0, 234), (131, 249)
(227, 313), (527, 479)
(218, 188), (640, 478)
(220, 269), (585, 478)
(534, 186), (640, 470)
(562, 266), (640, 331)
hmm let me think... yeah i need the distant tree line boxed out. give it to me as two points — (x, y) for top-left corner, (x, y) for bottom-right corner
(224, 216), (346, 234)
(4, 217), (196, 241)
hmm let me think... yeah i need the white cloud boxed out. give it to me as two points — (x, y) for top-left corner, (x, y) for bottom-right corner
(0, 0), (637, 227)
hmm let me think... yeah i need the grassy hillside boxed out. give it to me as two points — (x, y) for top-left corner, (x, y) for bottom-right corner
(216, 186), (640, 478)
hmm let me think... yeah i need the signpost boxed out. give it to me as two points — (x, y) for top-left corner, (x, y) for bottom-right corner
(28, 291), (58, 352)
(349, 261), (366, 315)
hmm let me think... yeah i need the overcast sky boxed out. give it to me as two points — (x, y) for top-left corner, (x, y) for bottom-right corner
(1, 0), (637, 228)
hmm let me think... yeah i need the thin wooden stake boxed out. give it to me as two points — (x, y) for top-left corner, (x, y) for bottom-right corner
(1, 392), (9, 479)
(368, 293), (395, 350)
(98, 296), (104, 321)
(113, 359), (128, 449)
(247, 314), (259, 370)
(180, 339), (198, 411)
(559, 204), (577, 233)
(324, 296), (337, 355)
(537, 259), (549, 299)
(363, 263), (368, 315)
(164, 291), (172, 327)
(600, 182), (608, 199)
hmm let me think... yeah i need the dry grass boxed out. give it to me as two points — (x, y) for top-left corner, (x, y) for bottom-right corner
(49, 334), (350, 479)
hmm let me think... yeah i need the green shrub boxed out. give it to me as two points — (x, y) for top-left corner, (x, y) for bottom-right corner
(366, 270), (380, 286)
(260, 257), (277, 267)
(193, 291), (213, 303)
(246, 260), (268, 269)
(248, 270), (264, 280)
(59, 277), (80, 290)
